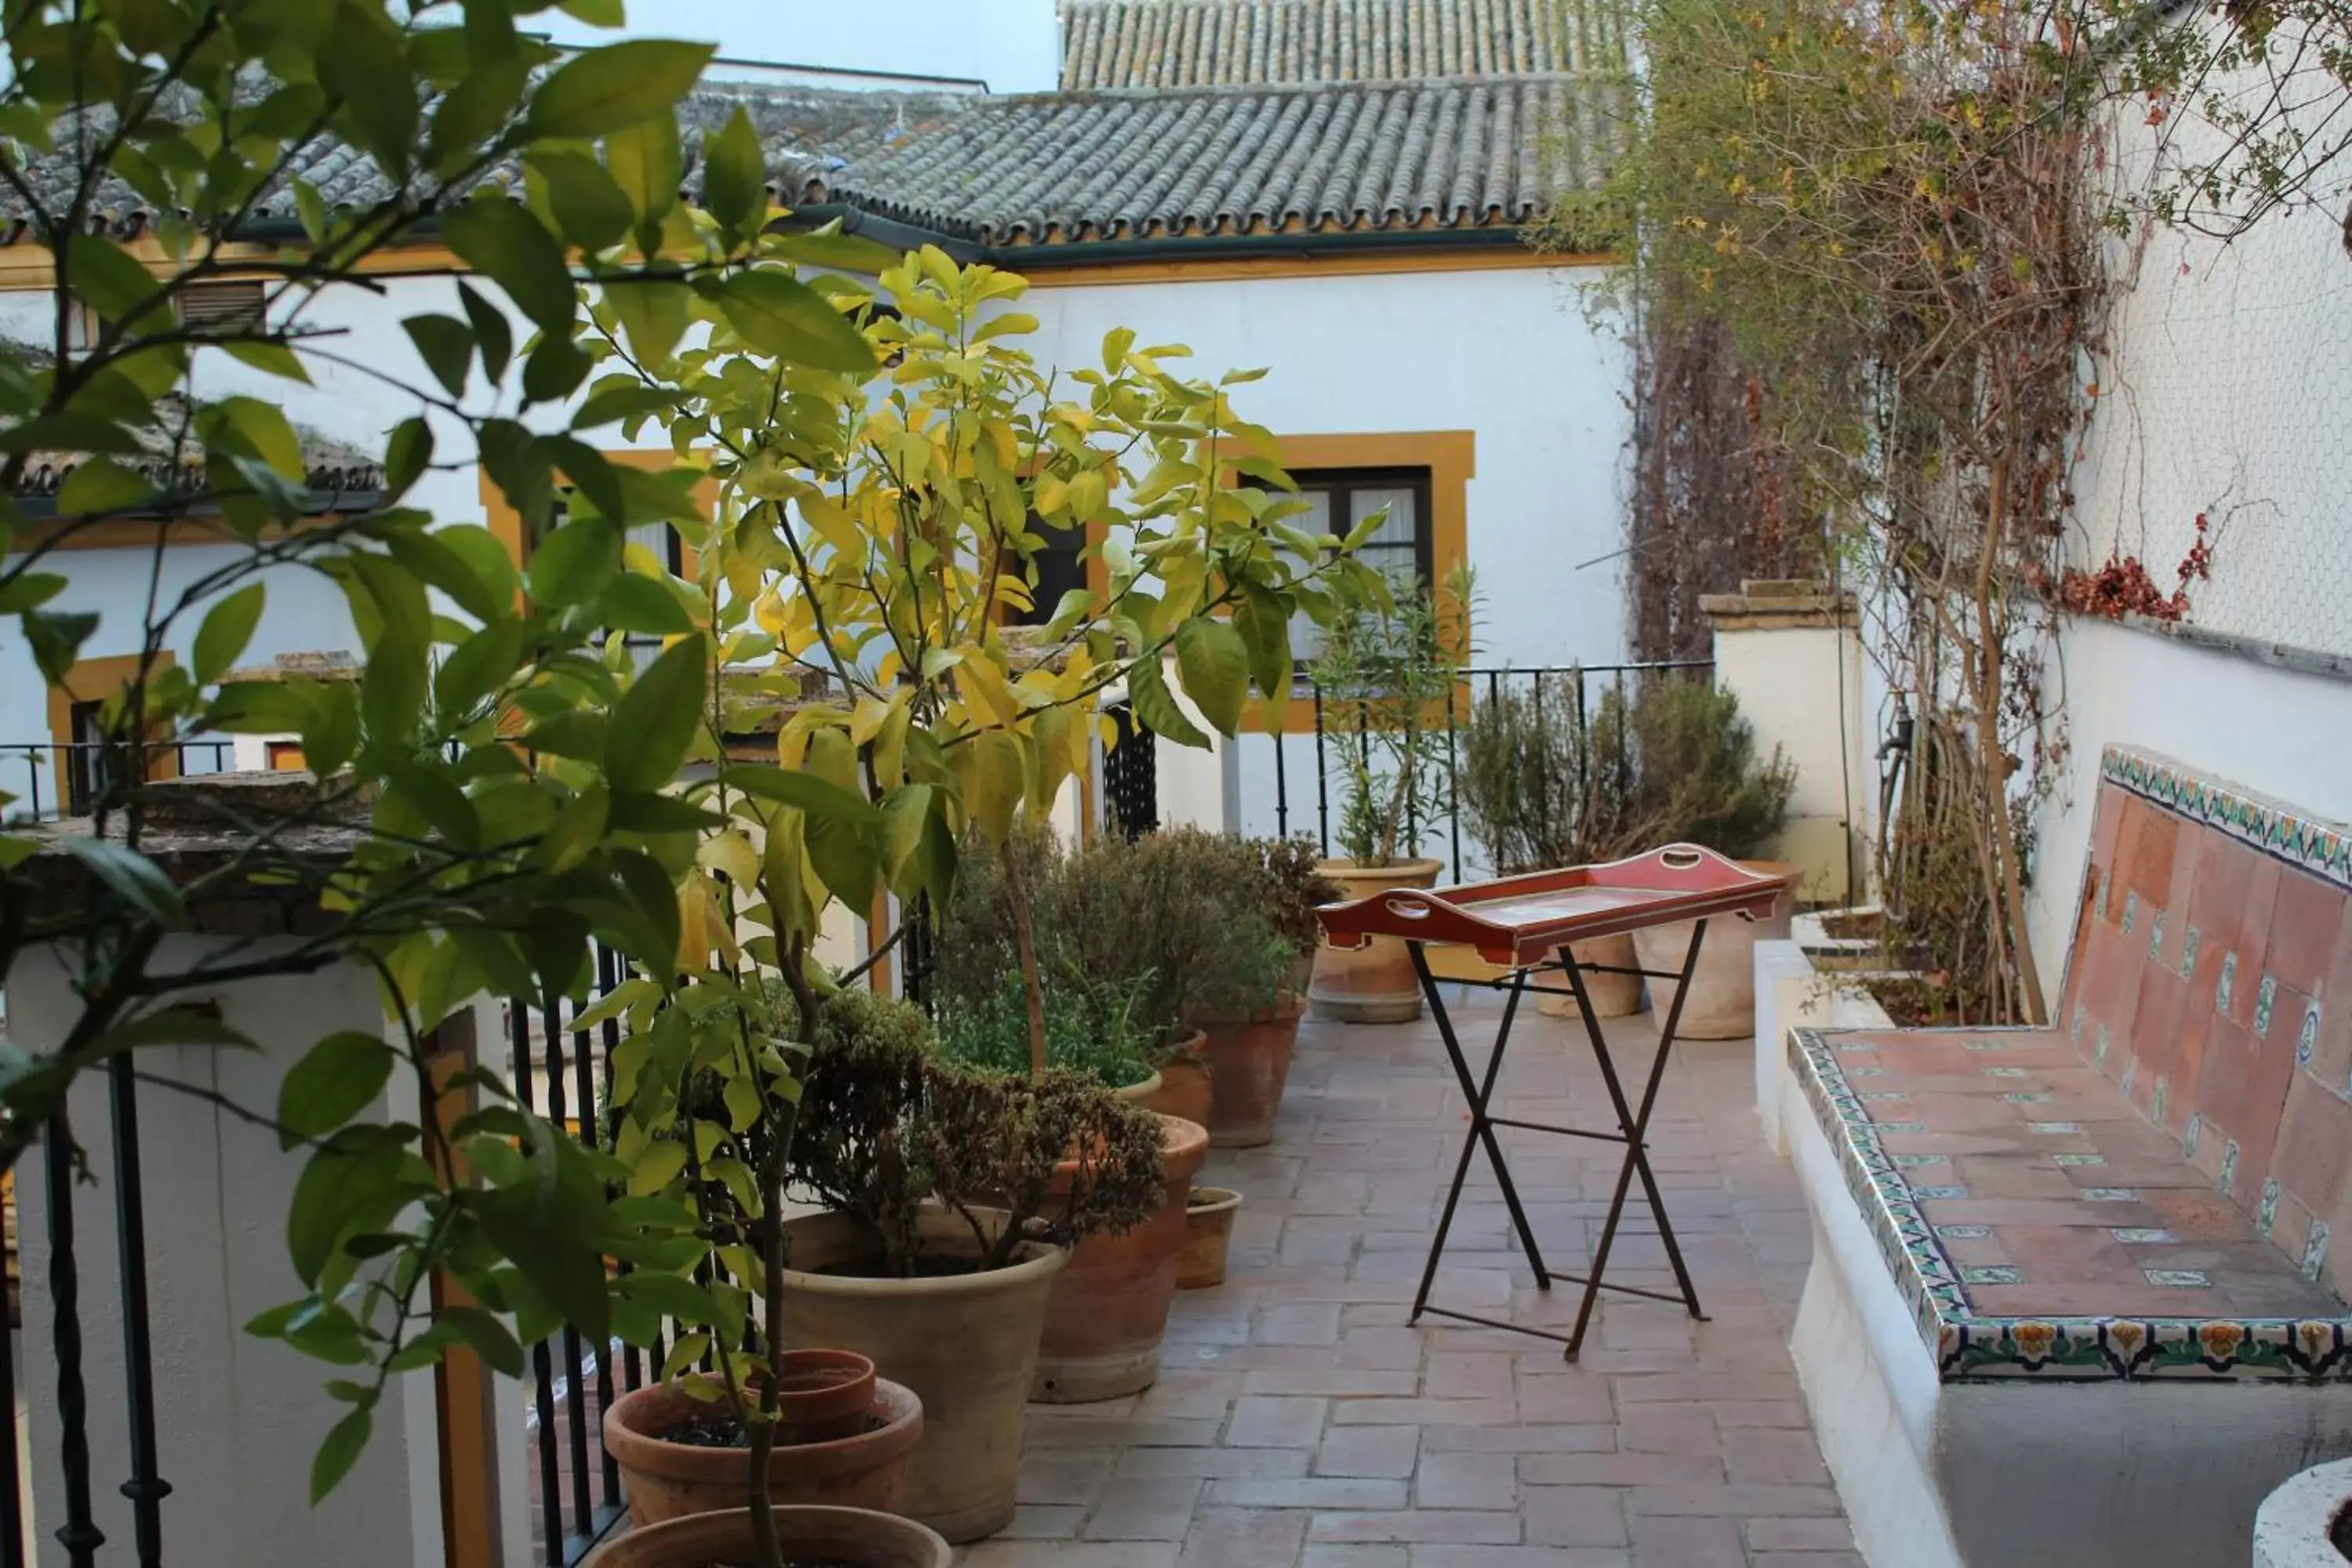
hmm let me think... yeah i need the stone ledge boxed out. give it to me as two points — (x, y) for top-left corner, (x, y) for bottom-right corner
(1700, 579), (1857, 631)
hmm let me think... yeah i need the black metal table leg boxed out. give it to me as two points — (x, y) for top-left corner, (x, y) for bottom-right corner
(1559, 920), (1711, 1359)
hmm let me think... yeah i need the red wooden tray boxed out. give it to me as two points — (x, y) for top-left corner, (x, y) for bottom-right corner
(1316, 844), (1790, 967)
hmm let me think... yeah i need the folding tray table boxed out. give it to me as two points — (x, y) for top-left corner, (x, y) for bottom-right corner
(1316, 844), (1788, 1358)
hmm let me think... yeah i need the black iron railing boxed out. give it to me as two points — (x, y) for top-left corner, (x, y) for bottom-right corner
(1279, 662), (1715, 880)
(0, 741), (237, 824)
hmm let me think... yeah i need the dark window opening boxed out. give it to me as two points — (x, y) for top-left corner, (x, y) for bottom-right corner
(1286, 466), (1432, 663)
(1014, 516), (1087, 626)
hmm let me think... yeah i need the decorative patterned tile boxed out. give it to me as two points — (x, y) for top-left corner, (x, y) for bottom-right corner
(1938, 1225), (1992, 1240)
(2219, 952), (2238, 1016)
(2078, 1189), (2140, 1202)
(2096, 1025), (2112, 1067)
(2144, 1269), (2211, 1288)
(2184, 1111), (2202, 1160)
(2071, 1004), (2087, 1045)
(1911, 1185), (1969, 1200)
(2149, 910), (2168, 962)
(2153, 1076), (2170, 1128)
(2111, 1229), (2176, 1243)
(2120, 1056), (2137, 1097)
(2055, 1154), (2108, 1167)
(1875, 1121), (1927, 1134)
(2306, 1223), (2333, 1283)
(2259, 1178), (2282, 1237)
(1860, 1091), (1911, 1102)
(1962, 1266), (2024, 1285)
(2122, 891), (2140, 936)
(2101, 744), (2352, 895)
(1984, 1067), (2029, 1079)
(2256, 975), (2278, 1038)
(1965, 1040), (2009, 1051)
(2002, 1092), (2053, 1104)
(2220, 1139), (2242, 1197)
(1894, 1154), (1950, 1167)
(2027, 1122), (2082, 1134)
(2181, 925), (2201, 978)
(2302, 998), (2324, 1066)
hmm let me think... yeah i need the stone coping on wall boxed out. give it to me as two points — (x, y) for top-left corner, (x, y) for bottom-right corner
(1698, 577), (1858, 631)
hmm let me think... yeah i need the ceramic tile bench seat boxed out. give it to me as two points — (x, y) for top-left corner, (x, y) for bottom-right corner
(1776, 746), (2352, 1568)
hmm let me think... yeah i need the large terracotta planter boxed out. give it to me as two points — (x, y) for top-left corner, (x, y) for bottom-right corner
(584, 1504), (951, 1568)
(1179, 1186), (1242, 1289)
(780, 1209), (1066, 1544)
(1630, 859), (1798, 1040)
(1308, 857), (1444, 1022)
(1131, 1032), (1211, 1127)
(1035, 1113), (1210, 1403)
(603, 1371), (921, 1527)
(1534, 931), (1647, 1020)
(1200, 995), (1305, 1148)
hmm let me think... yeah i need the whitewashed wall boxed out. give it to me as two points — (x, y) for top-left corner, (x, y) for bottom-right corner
(1021, 262), (1632, 861)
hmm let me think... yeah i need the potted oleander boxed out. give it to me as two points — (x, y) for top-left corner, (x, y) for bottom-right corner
(1457, 672), (1648, 1019)
(1307, 572), (1468, 1022)
(1611, 678), (1800, 1037)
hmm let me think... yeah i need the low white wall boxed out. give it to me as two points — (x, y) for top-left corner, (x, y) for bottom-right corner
(1753, 938), (1894, 1156)
(13, 938), (436, 1568)
(1715, 619), (1870, 905)
(2025, 617), (2352, 1001)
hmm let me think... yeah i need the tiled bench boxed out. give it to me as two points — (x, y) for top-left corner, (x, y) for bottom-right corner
(1778, 746), (2352, 1568)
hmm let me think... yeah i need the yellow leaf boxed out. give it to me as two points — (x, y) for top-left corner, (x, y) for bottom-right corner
(953, 658), (1021, 728)
(1068, 466), (1109, 521)
(697, 828), (761, 889)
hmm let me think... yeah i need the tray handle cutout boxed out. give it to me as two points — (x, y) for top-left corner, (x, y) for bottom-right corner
(1660, 846), (1704, 869)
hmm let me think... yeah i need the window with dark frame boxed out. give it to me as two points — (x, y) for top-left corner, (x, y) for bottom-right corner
(1285, 466), (1432, 663)
(1011, 514), (1088, 627)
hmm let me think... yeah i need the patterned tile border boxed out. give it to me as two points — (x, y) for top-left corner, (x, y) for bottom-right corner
(1791, 1027), (2352, 1383)
(2101, 743), (2352, 891)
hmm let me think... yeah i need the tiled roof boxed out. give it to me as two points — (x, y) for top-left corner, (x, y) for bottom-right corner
(2, 71), (1621, 254)
(1057, 0), (1629, 88)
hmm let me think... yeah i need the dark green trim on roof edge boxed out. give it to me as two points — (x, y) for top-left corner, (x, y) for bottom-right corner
(797, 203), (1548, 268)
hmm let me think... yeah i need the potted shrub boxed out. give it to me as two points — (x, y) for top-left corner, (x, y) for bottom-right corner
(1610, 678), (1800, 1037)
(1306, 572), (1467, 1022)
(781, 1000), (1165, 1537)
(1457, 672), (1648, 1018)
(590, 1504), (951, 1568)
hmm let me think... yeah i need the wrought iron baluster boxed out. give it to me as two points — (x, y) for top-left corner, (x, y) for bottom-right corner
(536, 986), (594, 1542)
(572, 972), (619, 1511)
(0, 1272), (20, 1568)
(1272, 721), (1288, 839)
(108, 1055), (172, 1568)
(510, 1003), (564, 1568)
(1312, 683), (1329, 856)
(44, 1114), (103, 1568)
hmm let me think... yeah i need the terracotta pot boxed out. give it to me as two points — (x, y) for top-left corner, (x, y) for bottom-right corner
(603, 1373), (921, 1528)
(1178, 1186), (1242, 1289)
(1131, 1032), (1211, 1127)
(1200, 994), (1305, 1148)
(1534, 932), (1647, 1020)
(1629, 859), (1798, 1040)
(1035, 1113), (1210, 1403)
(1112, 1067), (1162, 1103)
(1308, 858), (1445, 1022)
(780, 1209), (1067, 1543)
(583, 1504), (951, 1568)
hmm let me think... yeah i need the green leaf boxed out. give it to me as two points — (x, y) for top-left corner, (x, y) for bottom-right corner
(210, 396), (307, 482)
(221, 339), (312, 384)
(718, 270), (877, 374)
(1233, 586), (1294, 699)
(521, 335), (592, 404)
(768, 228), (902, 274)
(702, 105), (767, 239)
(63, 234), (160, 322)
(437, 1305), (526, 1377)
(600, 572), (697, 634)
(525, 514), (621, 608)
(528, 41), (716, 139)
(21, 609), (97, 684)
(59, 838), (187, 927)
(879, 784), (956, 909)
(194, 583), (266, 684)
(402, 314), (474, 399)
(534, 781), (608, 873)
(529, 150), (634, 253)
(441, 198), (576, 334)
(605, 633), (707, 793)
(457, 281), (514, 388)
(0, 572), (64, 614)
(310, 1406), (373, 1503)
(604, 277), (690, 365)
(572, 384), (676, 431)
(724, 765), (883, 830)
(383, 418), (433, 500)
(85, 1007), (255, 1059)
(604, 114), (685, 238)
(277, 1031), (396, 1151)
(321, 4), (417, 180)
(57, 458), (154, 517)
(1174, 618), (1250, 737)
(625, 1138), (687, 1196)
(949, 730), (1022, 844)
(1127, 652), (1209, 749)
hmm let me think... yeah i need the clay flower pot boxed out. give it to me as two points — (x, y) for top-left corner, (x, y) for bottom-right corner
(1178, 1186), (1242, 1289)
(1112, 1066), (1164, 1105)
(1132, 1031), (1212, 1127)
(603, 1370), (921, 1528)
(1034, 1112), (1210, 1403)
(781, 1208), (1066, 1544)
(583, 1504), (951, 1568)
(1200, 995), (1305, 1148)
(1308, 857), (1445, 1022)
(1534, 931), (1647, 1021)
(1630, 859), (1798, 1040)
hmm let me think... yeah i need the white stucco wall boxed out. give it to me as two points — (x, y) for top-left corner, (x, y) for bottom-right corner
(12, 940), (436, 1568)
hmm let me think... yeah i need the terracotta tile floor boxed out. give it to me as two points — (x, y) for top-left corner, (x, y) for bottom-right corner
(957, 993), (1860, 1567)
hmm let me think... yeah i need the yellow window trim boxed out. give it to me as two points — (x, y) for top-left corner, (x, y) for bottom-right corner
(45, 649), (179, 806)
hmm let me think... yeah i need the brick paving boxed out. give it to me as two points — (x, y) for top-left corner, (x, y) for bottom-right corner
(958, 993), (1860, 1567)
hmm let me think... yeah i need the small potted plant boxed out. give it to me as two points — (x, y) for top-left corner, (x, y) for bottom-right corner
(1457, 672), (1648, 1018)
(1180, 1186), (1245, 1288)
(1611, 677), (1799, 1036)
(1306, 571), (1468, 1022)
(779, 993), (1167, 1535)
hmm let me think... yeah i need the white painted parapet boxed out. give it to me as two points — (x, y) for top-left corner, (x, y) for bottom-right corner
(1703, 580), (1869, 907)
(2254, 1456), (2352, 1568)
